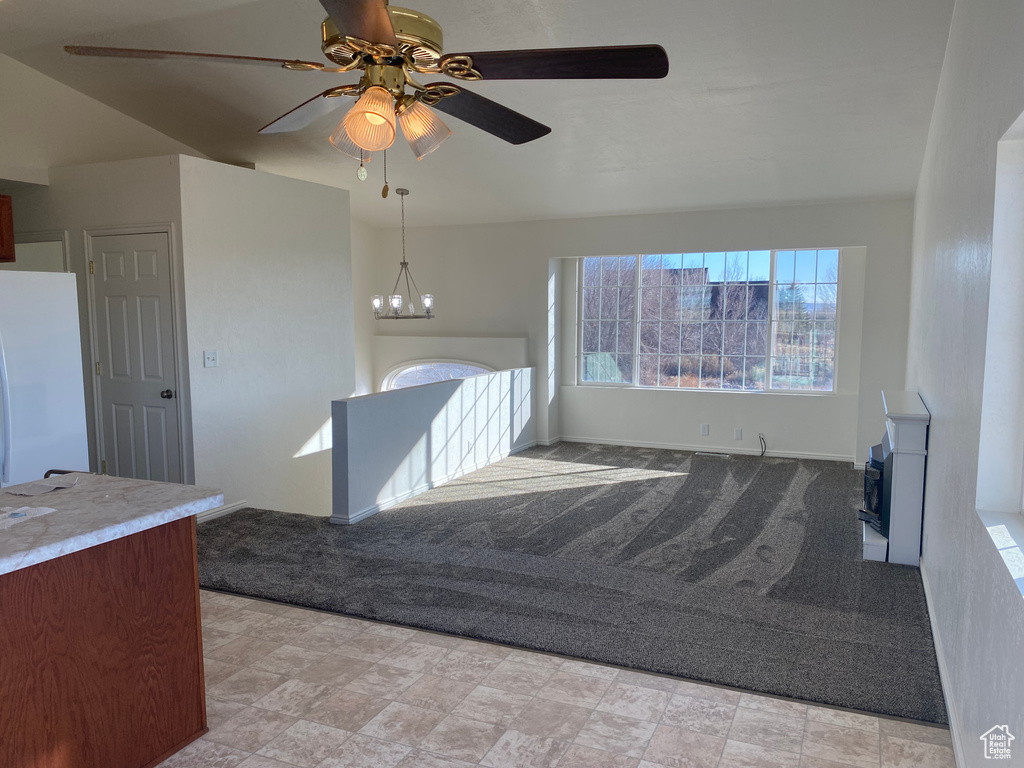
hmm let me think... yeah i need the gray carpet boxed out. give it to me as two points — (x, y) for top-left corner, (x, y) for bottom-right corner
(198, 442), (946, 723)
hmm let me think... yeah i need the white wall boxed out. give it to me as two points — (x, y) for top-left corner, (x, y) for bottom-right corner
(178, 156), (354, 517)
(905, 0), (1024, 762)
(359, 200), (913, 461)
(977, 138), (1024, 513)
(0, 53), (202, 186)
(351, 219), (380, 396)
(373, 336), (528, 391)
(561, 248), (866, 462)
(332, 368), (536, 523)
(10, 156), (185, 474)
(13, 155), (356, 517)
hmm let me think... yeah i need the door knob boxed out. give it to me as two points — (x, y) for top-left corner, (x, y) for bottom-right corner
(160, 389), (174, 399)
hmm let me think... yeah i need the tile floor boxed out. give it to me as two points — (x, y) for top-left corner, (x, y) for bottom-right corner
(158, 591), (957, 768)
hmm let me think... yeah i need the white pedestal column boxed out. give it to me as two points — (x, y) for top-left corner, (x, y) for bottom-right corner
(881, 390), (930, 567)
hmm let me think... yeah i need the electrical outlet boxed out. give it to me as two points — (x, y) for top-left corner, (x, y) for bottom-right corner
(700, 424), (710, 437)
(203, 350), (219, 368)
(734, 429), (743, 440)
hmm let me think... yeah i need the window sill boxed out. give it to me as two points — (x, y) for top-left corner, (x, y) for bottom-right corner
(979, 508), (1024, 599)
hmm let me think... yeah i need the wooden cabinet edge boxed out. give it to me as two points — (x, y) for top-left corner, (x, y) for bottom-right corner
(0, 195), (13, 263)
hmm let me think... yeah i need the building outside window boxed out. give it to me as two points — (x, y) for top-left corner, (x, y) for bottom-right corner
(580, 249), (839, 392)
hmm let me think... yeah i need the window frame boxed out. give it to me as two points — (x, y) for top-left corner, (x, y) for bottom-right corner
(577, 250), (842, 395)
(380, 358), (495, 392)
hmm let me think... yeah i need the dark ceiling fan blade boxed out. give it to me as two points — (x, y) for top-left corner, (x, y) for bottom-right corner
(259, 87), (358, 134)
(440, 45), (669, 80)
(65, 45), (328, 71)
(318, 0), (397, 47)
(426, 84), (550, 145)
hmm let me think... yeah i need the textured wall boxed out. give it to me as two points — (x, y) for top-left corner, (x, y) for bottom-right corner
(179, 156), (354, 517)
(906, 0), (1024, 763)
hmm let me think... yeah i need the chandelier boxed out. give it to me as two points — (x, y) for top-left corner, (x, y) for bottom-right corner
(372, 188), (434, 320)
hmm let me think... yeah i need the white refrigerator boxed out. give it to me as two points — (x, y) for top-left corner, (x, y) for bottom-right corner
(0, 271), (90, 487)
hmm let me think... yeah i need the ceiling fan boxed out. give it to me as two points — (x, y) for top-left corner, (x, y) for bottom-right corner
(65, 0), (669, 163)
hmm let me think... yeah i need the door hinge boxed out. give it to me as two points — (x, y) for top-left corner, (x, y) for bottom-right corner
(89, 260), (95, 275)
(95, 362), (102, 376)
(101, 460), (107, 474)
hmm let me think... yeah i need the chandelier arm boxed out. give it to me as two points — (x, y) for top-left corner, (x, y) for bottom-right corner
(390, 266), (404, 298)
(406, 267), (422, 301)
(404, 265), (415, 313)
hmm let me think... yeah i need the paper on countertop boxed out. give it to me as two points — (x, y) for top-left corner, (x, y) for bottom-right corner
(5, 474), (80, 497)
(0, 506), (57, 530)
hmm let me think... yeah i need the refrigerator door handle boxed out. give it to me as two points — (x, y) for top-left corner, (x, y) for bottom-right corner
(0, 328), (10, 484)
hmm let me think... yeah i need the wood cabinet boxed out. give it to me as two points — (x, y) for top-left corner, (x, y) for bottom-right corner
(0, 195), (13, 262)
(0, 517), (207, 768)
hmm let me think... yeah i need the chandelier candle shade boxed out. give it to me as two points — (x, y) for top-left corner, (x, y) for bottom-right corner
(373, 188), (434, 320)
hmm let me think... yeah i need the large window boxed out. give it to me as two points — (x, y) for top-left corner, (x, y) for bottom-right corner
(580, 249), (840, 392)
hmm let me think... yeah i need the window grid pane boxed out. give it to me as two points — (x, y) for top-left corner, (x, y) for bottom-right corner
(769, 249), (837, 392)
(581, 256), (635, 384)
(630, 251), (773, 391)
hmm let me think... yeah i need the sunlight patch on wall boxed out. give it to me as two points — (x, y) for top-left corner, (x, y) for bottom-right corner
(548, 270), (557, 405)
(377, 433), (429, 505)
(985, 521), (1024, 597)
(293, 417), (333, 458)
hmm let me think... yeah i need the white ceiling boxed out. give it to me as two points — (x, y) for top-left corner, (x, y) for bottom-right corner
(0, 0), (953, 227)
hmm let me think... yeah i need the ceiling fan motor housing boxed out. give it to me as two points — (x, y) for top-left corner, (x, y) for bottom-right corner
(322, 6), (444, 66)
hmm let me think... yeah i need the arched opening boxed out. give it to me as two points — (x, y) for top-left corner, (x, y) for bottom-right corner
(381, 360), (494, 391)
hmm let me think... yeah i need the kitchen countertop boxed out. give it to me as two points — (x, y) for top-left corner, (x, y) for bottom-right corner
(0, 473), (223, 576)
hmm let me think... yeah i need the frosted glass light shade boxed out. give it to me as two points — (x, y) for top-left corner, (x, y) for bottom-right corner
(398, 101), (452, 160)
(421, 294), (434, 314)
(371, 295), (385, 314)
(344, 86), (396, 151)
(330, 120), (373, 162)
(389, 294), (403, 315)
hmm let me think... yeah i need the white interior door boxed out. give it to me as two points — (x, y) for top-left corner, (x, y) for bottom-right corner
(92, 232), (182, 483)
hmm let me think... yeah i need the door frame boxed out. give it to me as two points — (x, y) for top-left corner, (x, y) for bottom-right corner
(84, 224), (194, 485)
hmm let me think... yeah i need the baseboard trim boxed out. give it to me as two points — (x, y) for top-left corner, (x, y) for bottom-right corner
(197, 500), (248, 524)
(919, 562), (966, 765)
(558, 435), (854, 464)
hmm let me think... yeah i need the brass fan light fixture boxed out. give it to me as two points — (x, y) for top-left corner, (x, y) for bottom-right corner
(64, 0), (670, 163)
(372, 188), (433, 320)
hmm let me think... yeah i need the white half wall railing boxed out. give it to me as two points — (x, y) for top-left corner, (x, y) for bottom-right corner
(331, 368), (536, 524)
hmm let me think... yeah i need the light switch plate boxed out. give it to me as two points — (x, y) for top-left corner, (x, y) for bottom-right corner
(204, 350), (219, 368)
(700, 424), (710, 436)
(734, 429), (743, 440)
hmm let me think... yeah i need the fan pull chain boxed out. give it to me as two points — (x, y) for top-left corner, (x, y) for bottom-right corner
(356, 149), (368, 182)
(381, 151), (390, 199)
